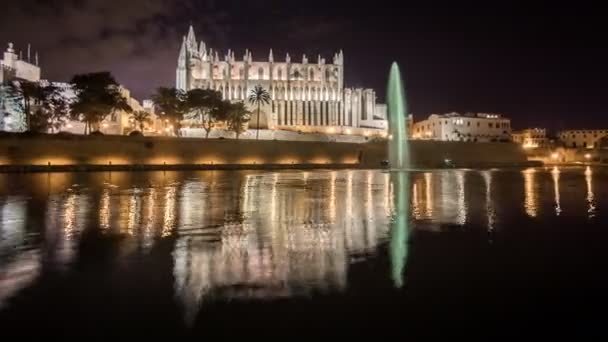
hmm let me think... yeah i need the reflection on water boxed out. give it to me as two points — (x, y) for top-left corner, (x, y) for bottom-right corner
(0, 167), (606, 321)
(552, 167), (562, 216)
(523, 168), (538, 218)
(585, 167), (596, 218)
(390, 172), (409, 288)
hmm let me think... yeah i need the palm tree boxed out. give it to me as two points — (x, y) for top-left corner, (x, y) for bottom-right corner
(130, 110), (153, 132)
(248, 85), (270, 140)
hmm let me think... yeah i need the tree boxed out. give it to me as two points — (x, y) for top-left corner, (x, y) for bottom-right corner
(130, 110), (153, 132)
(248, 85), (270, 140)
(5, 80), (43, 131)
(70, 72), (132, 134)
(226, 102), (251, 140)
(151, 87), (186, 136)
(5, 81), (69, 133)
(31, 85), (70, 133)
(183, 88), (223, 138)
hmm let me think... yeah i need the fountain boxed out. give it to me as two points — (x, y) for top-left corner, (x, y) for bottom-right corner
(387, 62), (410, 288)
(387, 62), (410, 170)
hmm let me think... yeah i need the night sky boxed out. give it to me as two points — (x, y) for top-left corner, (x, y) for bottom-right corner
(1, 1), (606, 131)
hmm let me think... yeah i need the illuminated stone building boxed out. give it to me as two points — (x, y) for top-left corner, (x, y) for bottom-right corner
(412, 112), (512, 142)
(176, 26), (388, 135)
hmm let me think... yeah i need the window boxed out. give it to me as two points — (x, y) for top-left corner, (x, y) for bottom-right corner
(583, 142), (587, 148)
(239, 68), (244, 79)
(309, 68), (314, 80)
(467, 121), (470, 127)
(489, 123), (493, 128)
(258, 67), (264, 80)
(277, 69), (282, 80)
(477, 122), (480, 127)
(326, 69), (331, 81)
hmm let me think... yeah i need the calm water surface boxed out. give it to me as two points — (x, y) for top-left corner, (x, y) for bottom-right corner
(0, 167), (607, 337)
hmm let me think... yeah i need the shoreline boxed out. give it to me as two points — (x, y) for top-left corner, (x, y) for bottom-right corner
(0, 161), (544, 173)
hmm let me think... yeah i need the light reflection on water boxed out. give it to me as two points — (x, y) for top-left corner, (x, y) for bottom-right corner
(0, 167), (606, 320)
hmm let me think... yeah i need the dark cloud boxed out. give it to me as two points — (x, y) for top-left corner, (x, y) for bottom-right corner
(1, 1), (607, 129)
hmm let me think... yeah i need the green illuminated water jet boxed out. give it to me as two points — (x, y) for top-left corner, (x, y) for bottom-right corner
(387, 62), (410, 169)
(387, 62), (410, 288)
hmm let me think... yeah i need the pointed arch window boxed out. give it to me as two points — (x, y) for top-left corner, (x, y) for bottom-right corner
(258, 67), (264, 80)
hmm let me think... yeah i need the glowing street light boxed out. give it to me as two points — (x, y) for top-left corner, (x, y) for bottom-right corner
(585, 153), (591, 160)
(551, 152), (559, 160)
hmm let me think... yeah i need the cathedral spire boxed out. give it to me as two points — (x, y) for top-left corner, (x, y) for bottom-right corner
(27, 44), (31, 62)
(199, 41), (206, 56)
(302, 54), (307, 64)
(35, 51), (39, 66)
(286, 53), (290, 63)
(269, 49), (274, 62)
(178, 37), (187, 61)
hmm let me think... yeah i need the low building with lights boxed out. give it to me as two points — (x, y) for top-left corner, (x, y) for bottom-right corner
(558, 129), (608, 149)
(412, 112), (512, 142)
(176, 25), (388, 138)
(512, 128), (548, 148)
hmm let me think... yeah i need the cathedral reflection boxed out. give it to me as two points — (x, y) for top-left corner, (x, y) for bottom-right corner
(171, 171), (392, 324)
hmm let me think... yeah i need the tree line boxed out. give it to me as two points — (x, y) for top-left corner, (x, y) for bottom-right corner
(2, 71), (270, 139)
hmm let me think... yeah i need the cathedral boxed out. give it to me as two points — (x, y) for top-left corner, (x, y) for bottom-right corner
(176, 26), (388, 134)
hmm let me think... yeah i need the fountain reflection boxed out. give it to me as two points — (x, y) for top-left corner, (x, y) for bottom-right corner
(390, 171), (410, 288)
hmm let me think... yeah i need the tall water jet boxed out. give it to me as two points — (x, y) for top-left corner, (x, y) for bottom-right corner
(387, 62), (411, 288)
(387, 62), (410, 170)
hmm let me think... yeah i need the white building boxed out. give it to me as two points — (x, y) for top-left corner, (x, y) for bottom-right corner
(512, 128), (548, 148)
(412, 112), (512, 142)
(0, 42), (40, 84)
(176, 26), (388, 136)
(558, 129), (608, 149)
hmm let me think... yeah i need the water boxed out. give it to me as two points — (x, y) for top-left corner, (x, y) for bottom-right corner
(0, 167), (607, 337)
(387, 62), (410, 169)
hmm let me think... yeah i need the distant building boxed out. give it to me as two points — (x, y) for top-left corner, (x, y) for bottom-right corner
(558, 129), (608, 149)
(1, 42), (40, 84)
(176, 25), (388, 136)
(512, 128), (547, 148)
(412, 112), (511, 142)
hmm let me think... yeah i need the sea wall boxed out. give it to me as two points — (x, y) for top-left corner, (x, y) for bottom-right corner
(363, 140), (530, 168)
(0, 133), (529, 171)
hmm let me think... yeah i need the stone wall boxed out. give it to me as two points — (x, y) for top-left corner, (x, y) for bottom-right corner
(0, 133), (529, 170)
(363, 140), (528, 168)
